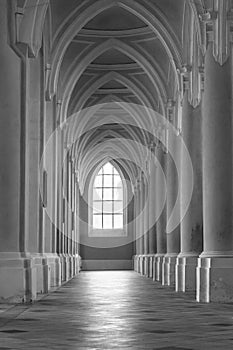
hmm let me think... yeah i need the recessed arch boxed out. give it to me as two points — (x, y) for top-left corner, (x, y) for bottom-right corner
(48, 0), (182, 98)
(69, 71), (159, 117)
(78, 137), (146, 193)
(65, 97), (154, 152)
(59, 39), (167, 121)
(72, 124), (147, 172)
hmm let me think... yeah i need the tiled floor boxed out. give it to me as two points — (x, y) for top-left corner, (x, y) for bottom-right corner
(0, 271), (233, 349)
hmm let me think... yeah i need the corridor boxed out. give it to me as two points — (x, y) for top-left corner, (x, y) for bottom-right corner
(0, 272), (233, 350)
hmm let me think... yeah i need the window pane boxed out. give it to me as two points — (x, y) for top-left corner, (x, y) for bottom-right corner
(93, 215), (102, 229)
(114, 188), (123, 200)
(94, 175), (102, 188)
(103, 188), (112, 200)
(103, 162), (113, 174)
(93, 188), (102, 200)
(103, 201), (113, 213)
(92, 163), (125, 231)
(114, 215), (123, 229)
(114, 201), (123, 213)
(114, 175), (122, 187)
(97, 167), (103, 175)
(103, 175), (112, 187)
(103, 215), (112, 229)
(93, 201), (102, 213)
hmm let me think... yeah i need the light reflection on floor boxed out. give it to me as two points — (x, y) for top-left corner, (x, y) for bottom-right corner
(0, 271), (233, 349)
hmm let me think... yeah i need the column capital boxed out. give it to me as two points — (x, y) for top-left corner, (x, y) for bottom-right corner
(166, 99), (176, 123)
(56, 99), (63, 126)
(149, 141), (157, 153)
(178, 65), (204, 109)
(200, 0), (233, 65)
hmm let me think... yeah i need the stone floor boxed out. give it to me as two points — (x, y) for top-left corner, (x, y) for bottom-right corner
(0, 271), (233, 349)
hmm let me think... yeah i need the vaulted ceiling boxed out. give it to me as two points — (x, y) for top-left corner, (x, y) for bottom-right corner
(18, 0), (203, 190)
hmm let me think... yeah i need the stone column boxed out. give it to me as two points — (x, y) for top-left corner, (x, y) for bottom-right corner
(197, 41), (233, 302)
(133, 182), (140, 272)
(162, 122), (181, 287)
(154, 146), (167, 282)
(143, 173), (150, 277)
(138, 175), (145, 275)
(176, 90), (203, 292)
(0, 2), (37, 302)
(148, 144), (157, 278)
(67, 157), (73, 278)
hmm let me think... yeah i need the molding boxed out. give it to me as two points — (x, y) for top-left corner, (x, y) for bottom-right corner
(200, 0), (233, 65)
(199, 251), (233, 258)
(45, 64), (52, 101)
(166, 99), (176, 124)
(182, 3), (204, 107)
(14, 1), (49, 58)
(83, 63), (141, 71)
(178, 64), (204, 109)
(78, 26), (152, 38)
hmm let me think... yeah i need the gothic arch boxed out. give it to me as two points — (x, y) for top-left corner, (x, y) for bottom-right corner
(59, 39), (167, 121)
(48, 0), (182, 97)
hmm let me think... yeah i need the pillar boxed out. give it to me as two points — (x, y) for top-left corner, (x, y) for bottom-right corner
(138, 175), (145, 275)
(143, 173), (150, 277)
(197, 41), (233, 302)
(133, 182), (140, 272)
(154, 146), (167, 282)
(163, 123), (180, 286)
(0, 2), (37, 302)
(176, 90), (203, 292)
(148, 144), (157, 278)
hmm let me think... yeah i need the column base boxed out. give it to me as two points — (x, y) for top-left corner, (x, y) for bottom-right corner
(153, 254), (164, 282)
(60, 254), (71, 282)
(0, 253), (37, 303)
(162, 254), (177, 286)
(73, 254), (81, 275)
(148, 255), (155, 278)
(60, 254), (81, 282)
(133, 255), (140, 272)
(138, 255), (144, 275)
(144, 256), (149, 277)
(144, 255), (156, 278)
(175, 253), (199, 292)
(197, 254), (233, 303)
(43, 254), (62, 289)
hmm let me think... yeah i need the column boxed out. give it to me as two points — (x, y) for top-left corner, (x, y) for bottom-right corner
(176, 90), (203, 292)
(138, 175), (145, 275)
(133, 182), (140, 272)
(162, 124), (181, 287)
(143, 173), (150, 277)
(154, 146), (167, 282)
(0, 2), (37, 302)
(43, 97), (62, 291)
(148, 144), (157, 278)
(197, 41), (233, 302)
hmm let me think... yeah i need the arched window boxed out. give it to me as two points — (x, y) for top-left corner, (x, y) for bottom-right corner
(92, 162), (124, 230)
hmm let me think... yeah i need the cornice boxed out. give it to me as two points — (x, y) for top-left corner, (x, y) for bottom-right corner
(87, 63), (142, 71)
(94, 88), (131, 95)
(78, 26), (152, 38)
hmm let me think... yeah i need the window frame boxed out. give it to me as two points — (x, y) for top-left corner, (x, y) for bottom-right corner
(88, 161), (127, 237)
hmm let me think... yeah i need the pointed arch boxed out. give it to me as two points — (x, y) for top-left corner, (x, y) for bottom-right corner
(48, 0), (182, 97)
(59, 39), (167, 121)
(69, 71), (155, 115)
